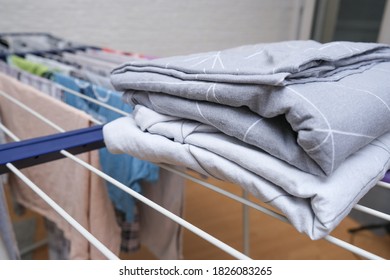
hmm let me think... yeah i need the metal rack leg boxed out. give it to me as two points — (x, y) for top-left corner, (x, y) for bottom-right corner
(243, 189), (250, 256)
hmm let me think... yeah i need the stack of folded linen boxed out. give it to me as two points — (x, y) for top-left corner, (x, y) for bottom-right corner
(103, 40), (390, 239)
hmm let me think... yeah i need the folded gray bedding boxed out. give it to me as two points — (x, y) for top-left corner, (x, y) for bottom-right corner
(106, 40), (390, 238)
(103, 107), (390, 239)
(111, 41), (390, 176)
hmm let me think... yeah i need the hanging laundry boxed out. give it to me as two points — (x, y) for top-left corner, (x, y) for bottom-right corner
(0, 33), (84, 54)
(0, 33), (90, 63)
(0, 118), (20, 260)
(0, 33), (187, 259)
(2, 50), (157, 256)
(7, 55), (52, 78)
(0, 73), (121, 259)
(69, 67), (115, 90)
(25, 54), (76, 76)
(0, 184), (20, 260)
(43, 219), (70, 260)
(60, 52), (115, 77)
(139, 169), (185, 260)
(114, 206), (141, 253)
(76, 49), (140, 65)
(0, 60), (19, 79)
(0, 61), (62, 100)
(52, 72), (185, 259)
(52, 72), (159, 222)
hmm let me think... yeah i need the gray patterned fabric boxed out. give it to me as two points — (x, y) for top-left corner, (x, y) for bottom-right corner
(103, 108), (390, 239)
(106, 40), (390, 238)
(111, 40), (390, 176)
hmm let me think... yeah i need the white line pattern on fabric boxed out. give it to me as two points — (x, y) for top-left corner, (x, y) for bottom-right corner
(243, 118), (264, 142)
(313, 129), (375, 140)
(189, 52), (225, 69)
(182, 55), (208, 62)
(206, 84), (212, 101)
(305, 131), (332, 153)
(286, 87), (335, 172)
(318, 42), (341, 51)
(211, 83), (222, 104)
(212, 51), (225, 69)
(196, 101), (213, 126)
(245, 49), (264, 59)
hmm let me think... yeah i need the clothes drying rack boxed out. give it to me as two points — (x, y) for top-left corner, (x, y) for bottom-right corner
(0, 34), (390, 261)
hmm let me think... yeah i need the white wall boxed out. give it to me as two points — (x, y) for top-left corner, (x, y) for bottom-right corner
(379, 0), (390, 43)
(0, 0), (314, 56)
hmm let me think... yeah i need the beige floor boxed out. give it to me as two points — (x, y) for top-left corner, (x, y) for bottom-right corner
(6, 173), (390, 260)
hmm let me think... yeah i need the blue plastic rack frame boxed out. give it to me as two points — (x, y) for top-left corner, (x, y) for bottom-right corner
(0, 125), (105, 175)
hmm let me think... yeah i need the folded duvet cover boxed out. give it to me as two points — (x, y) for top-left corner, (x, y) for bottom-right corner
(106, 40), (390, 238)
(103, 106), (390, 239)
(111, 40), (390, 176)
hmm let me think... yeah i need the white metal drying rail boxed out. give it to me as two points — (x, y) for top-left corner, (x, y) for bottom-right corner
(0, 122), (119, 260)
(55, 84), (131, 117)
(61, 149), (251, 260)
(7, 162), (120, 260)
(0, 90), (102, 126)
(377, 180), (390, 190)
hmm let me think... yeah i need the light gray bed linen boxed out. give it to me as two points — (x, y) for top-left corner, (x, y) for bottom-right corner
(103, 107), (390, 239)
(111, 41), (390, 176)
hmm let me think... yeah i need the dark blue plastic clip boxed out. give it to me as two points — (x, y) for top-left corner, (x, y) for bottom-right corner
(0, 125), (105, 174)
